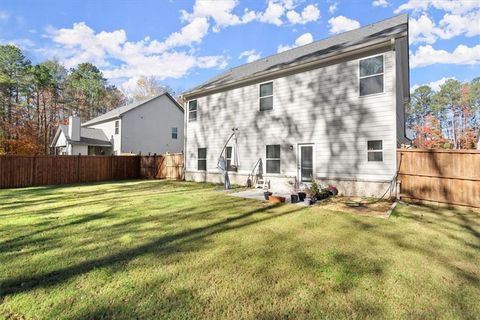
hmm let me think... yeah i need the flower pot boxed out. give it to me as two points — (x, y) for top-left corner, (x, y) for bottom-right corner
(269, 195), (286, 203)
(304, 197), (313, 205)
(297, 192), (306, 201)
(290, 194), (299, 203)
(264, 191), (272, 200)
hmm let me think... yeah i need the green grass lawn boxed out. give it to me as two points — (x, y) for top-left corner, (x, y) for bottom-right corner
(0, 180), (479, 319)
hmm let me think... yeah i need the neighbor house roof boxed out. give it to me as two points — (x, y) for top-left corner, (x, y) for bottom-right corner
(183, 14), (408, 97)
(51, 125), (112, 147)
(82, 92), (183, 126)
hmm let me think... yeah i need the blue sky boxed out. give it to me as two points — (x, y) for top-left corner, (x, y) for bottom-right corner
(0, 0), (479, 95)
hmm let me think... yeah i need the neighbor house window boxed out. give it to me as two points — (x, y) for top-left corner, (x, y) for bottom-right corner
(115, 120), (119, 134)
(367, 140), (383, 162)
(198, 148), (207, 171)
(259, 82), (273, 111)
(359, 55), (384, 96)
(172, 127), (178, 139)
(189, 100), (197, 122)
(266, 145), (280, 173)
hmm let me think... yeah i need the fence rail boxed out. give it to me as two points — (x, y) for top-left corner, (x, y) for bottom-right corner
(0, 153), (183, 189)
(397, 149), (480, 208)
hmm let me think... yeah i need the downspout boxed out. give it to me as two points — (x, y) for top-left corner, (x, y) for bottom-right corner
(182, 95), (187, 181)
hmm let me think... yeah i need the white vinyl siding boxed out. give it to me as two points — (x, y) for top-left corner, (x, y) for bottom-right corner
(186, 48), (396, 181)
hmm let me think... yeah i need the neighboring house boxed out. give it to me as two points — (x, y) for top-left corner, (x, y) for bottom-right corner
(51, 116), (112, 155)
(181, 14), (410, 197)
(51, 92), (184, 155)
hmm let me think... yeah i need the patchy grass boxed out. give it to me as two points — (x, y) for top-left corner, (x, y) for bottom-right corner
(0, 180), (479, 319)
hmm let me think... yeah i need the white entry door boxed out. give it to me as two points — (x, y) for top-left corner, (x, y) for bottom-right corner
(298, 144), (315, 183)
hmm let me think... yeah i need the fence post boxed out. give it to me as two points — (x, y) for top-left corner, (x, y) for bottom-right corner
(77, 153), (81, 183)
(111, 155), (114, 180)
(31, 154), (37, 186)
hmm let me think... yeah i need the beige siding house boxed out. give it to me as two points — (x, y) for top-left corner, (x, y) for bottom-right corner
(181, 15), (410, 196)
(51, 93), (184, 155)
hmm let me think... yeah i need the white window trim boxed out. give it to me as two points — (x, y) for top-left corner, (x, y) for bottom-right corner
(198, 147), (207, 171)
(366, 139), (384, 162)
(266, 144), (281, 174)
(358, 53), (385, 97)
(259, 81), (274, 112)
(188, 100), (198, 122)
(297, 143), (316, 183)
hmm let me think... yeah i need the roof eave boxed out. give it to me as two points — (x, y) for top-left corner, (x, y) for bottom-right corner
(182, 30), (407, 100)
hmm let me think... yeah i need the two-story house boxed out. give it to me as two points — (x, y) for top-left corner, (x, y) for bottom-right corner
(51, 92), (184, 155)
(181, 14), (410, 197)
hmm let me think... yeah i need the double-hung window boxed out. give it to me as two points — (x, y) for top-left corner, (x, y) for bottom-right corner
(172, 127), (178, 139)
(266, 145), (280, 173)
(189, 100), (198, 122)
(259, 82), (273, 111)
(198, 148), (207, 171)
(226, 146), (234, 171)
(367, 140), (383, 162)
(115, 120), (119, 134)
(359, 55), (384, 96)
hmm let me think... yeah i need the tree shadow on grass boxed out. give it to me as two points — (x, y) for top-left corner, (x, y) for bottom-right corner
(0, 203), (303, 297)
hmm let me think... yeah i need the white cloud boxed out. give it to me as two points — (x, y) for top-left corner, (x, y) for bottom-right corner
(328, 16), (360, 34)
(409, 11), (480, 44)
(410, 44), (480, 68)
(286, 4), (320, 24)
(42, 21), (227, 84)
(277, 32), (313, 53)
(0, 10), (9, 21)
(411, 76), (456, 92)
(395, 0), (480, 14)
(239, 49), (261, 63)
(180, 0), (256, 32)
(260, 0), (320, 26)
(260, 0), (286, 25)
(409, 15), (438, 44)
(328, 2), (338, 14)
(372, 0), (389, 7)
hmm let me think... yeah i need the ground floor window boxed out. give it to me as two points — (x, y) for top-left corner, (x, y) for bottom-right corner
(266, 145), (280, 173)
(198, 148), (207, 171)
(367, 140), (383, 161)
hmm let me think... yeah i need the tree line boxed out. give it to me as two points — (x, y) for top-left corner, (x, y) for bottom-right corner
(0, 44), (128, 154)
(1, 43), (479, 154)
(407, 78), (480, 149)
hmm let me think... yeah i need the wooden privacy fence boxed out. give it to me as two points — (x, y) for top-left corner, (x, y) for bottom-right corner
(140, 153), (184, 180)
(397, 149), (480, 208)
(0, 153), (183, 189)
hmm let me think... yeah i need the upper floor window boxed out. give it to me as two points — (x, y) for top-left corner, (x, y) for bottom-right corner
(367, 140), (383, 162)
(172, 127), (178, 139)
(359, 55), (384, 96)
(115, 120), (119, 134)
(266, 145), (280, 173)
(259, 82), (273, 111)
(189, 100), (198, 122)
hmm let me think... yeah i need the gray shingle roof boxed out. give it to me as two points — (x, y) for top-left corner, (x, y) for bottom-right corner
(183, 14), (408, 96)
(59, 125), (112, 146)
(82, 92), (183, 126)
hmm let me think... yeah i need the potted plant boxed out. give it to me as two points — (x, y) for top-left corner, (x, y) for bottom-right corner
(304, 187), (315, 205)
(264, 190), (272, 200)
(288, 178), (299, 203)
(310, 177), (321, 201)
(328, 185), (338, 196)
